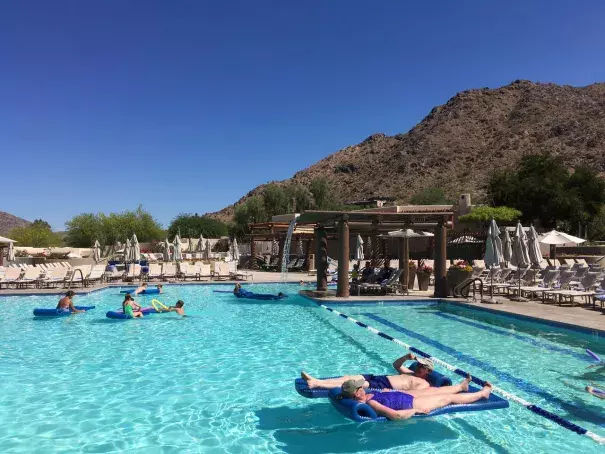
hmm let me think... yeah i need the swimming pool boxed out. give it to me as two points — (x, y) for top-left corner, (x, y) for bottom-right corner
(0, 284), (604, 453)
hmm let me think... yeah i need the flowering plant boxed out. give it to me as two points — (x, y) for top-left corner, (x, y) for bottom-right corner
(408, 260), (416, 267)
(449, 260), (473, 272)
(417, 264), (433, 273)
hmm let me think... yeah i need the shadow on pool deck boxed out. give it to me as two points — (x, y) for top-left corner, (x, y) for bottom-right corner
(255, 403), (459, 453)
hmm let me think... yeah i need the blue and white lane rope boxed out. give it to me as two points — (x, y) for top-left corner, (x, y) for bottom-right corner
(311, 301), (605, 445)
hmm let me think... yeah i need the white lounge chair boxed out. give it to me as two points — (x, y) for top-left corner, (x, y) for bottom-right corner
(213, 262), (230, 281)
(39, 267), (68, 288)
(123, 264), (141, 282)
(15, 266), (43, 288)
(179, 263), (197, 280)
(0, 267), (21, 289)
(162, 263), (177, 280)
(147, 263), (162, 281)
(197, 263), (211, 281)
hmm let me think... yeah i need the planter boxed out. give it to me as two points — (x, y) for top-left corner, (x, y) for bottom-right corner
(416, 272), (430, 291)
(446, 269), (473, 296)
(408, 266), (417, 290)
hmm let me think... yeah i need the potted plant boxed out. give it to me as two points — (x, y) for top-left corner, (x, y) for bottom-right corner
(416, 262), (433, 291)
(446, 260), (473, 296)
(408, 260), (417, 290)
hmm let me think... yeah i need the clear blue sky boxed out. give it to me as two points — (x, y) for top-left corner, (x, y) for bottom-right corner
(2, 1), (604, 230)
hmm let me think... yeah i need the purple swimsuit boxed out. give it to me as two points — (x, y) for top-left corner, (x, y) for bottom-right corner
(370, 391), (414, 410)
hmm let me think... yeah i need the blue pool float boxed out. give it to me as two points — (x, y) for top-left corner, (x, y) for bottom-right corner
(119, 288), (160, 294)
(295, 362), (452, 399)
(235, 288), (287, 301)
(586, 349), (602, 362)
(106, 306), (159, 319)
(33, 306), (95, 317)
(328, 385), (508, 422)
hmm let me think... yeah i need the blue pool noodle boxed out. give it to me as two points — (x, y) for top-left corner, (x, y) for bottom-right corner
(33, 306), (95, 317)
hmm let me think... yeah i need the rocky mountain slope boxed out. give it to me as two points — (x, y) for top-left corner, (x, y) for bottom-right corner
(209, 80), (605, 221)
(0, 211), (30, 236)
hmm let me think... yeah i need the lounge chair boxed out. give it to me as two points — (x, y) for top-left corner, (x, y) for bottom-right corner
(123, 264), (142, 282)
(147, 263), (162, 281)
(179, 263), (198, 280)
(563, 258), (576, 267)
(162, 263), (177, 280)
(213, 262), (230, 281)
(576, 258), (588, 267)
(67, 265), (91, 287)
(85, 267), (105, 286)
(542, 270), (577, 304)
(15, 266), (44, 288)
(516, 270), (560, 300)
(197, 263), (212, 281)
(551, 272), (603, 306)
(39, 267), (68, 288)
(0, 267), (22, 289)
(105, 267), (124, 282)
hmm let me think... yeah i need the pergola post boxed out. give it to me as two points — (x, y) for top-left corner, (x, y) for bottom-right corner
(402, 236), (410, 294)
(250, 240), (258, 270)
(434, 218), (448, 298)
(315, 227), (328, 291)
(398, 239), (405, 285)
(337, 216), (350, 297)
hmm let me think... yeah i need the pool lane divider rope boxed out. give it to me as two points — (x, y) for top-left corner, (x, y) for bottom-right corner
(309, 300), (605, 445)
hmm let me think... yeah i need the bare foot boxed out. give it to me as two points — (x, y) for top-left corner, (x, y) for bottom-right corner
(480, 382), (493, 399)
(301, 371), (314, 382)
(460, 374), (472, 392)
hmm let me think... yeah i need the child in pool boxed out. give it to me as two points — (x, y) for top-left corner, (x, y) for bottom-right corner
(123, 294), (144, 318)
(166, 300), (186, 316)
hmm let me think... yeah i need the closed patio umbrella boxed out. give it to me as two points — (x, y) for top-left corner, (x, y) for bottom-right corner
(355, 235), (364, 263)
(502, 229), (513, 266)
(124, 238), (132, 263)
(205, 239), (211, 259)
(163, 238), (171, 261)
(483, 219), (504, 303)
(173, 234), (182, 261)
(131, 234), (141, 263)
(197, 234), (205, 253)
(7, 239), (16, 262)
(92, 240), (101, 262)
(527, 225), (543, 267)
(510, 222), (530, 301)
(231, 238), (240, 262)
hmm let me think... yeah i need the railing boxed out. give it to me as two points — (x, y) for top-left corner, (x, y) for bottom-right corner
(67, 268), (85, 289)
(454, 277), (484, 300)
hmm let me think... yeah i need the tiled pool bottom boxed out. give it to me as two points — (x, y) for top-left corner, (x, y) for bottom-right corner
(0, 285), (604, 453)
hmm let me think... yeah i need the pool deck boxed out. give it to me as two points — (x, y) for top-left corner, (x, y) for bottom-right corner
(300, 289), (605, 335)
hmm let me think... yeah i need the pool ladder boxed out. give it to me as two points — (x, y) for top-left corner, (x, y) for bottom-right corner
(66, 268), (85, 290)
(454, 278), (484, 302)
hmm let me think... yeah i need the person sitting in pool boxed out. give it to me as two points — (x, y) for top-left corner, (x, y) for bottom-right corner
(56, 290), (85, 313)
(338, 376), (492, 420)
(301, 354), (435, 391)
(134, 283), (148, 295)
(156, 284), (164, 294)
(122, 294), (144, 318)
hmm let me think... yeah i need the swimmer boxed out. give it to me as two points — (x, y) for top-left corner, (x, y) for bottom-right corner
(134, 283), (148, 295)
(166, 300), (186, 316)
(56, 290), (85, 313)
(234, 283), (242, 295)
(586, 386), (605, 399)
(156, 284), (164, 294)
(299, 280), (306, 286)
(302, 354), (436, 391)
(123, 294), (144, 318)
(339, 377), (492, 420)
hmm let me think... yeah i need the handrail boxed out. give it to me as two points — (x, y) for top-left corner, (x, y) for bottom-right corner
(454, 277), (484, 299)
(67, 268), (85, 289)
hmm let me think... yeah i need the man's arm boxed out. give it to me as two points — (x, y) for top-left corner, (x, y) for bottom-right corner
(392, 353), (416, 374)
(367, 400), (416, 420)
(68, 301), (84, 313)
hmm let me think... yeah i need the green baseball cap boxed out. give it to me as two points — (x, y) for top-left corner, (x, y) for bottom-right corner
(341, 378), (365, 396)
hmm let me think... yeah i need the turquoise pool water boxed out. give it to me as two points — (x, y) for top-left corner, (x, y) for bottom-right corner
(1, 284), (604, 453)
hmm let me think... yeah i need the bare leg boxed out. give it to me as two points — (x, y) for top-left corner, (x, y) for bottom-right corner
(406, 375), (472, 397)
(301, 371), (367, 389)
(413, 383), (492, 414)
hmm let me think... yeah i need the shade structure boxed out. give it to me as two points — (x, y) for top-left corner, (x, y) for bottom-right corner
(173, 234), (182, 261)
(231, 238), (240, 262)
(124, 238), (132, 263)
(205, 239), (211, 259)
(502, 229), (513, 265)
(196, 234), (205, 252)
(538, 230), (586, 245)
(527, 225), (543, 266)
(92, 240), (101, 262)
(131, 234), (141, 263)
(388, 229), (428, 294)
(0, 235), (17, 245)
(355, 235), (364, 262)
(7, 240), (15, 261)
(163, 238), (171, 261)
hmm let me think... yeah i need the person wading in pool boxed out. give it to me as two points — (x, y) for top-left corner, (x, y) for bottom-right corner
(338, 376), (492, 420)
(302, 354), (436, 391)
(123, 294), (144, 318)
(56, 291), (85, 313)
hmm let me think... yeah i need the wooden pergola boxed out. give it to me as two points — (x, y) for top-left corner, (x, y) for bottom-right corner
(247, 222), (316, 270)
(295, 210), (454, 298)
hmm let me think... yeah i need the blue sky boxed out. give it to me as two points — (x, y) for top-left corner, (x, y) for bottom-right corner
(2, 1), (604, 230)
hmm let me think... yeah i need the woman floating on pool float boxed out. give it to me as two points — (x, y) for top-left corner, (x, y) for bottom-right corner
(56, 291), (85, 313)
(233, 283), (285, 300)
(337, 376), (492, 420)
(123, 294), (144, 318)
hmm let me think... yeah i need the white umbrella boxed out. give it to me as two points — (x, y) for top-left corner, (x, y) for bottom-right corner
(173, 234), (182, 261)
(355, 235), (365, 262)
(527, 225), (543, 266)
(7, 240), (15, 261)
(92, 240), (101, 262)
(131, 234), (141, 263)
(124, 238), (132, 263)
(539, 230), (586, 260)
(502, 229), (513, 265)
(484, 219), (504, 303)
(196, 234), (205, 252)
(231, 238), (240, 262)
(510, 222), (530, 301)
(205, 239), (211, 259)
(163, 238), (171, 261)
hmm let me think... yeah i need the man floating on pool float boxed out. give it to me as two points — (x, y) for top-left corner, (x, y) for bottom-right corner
(134, 283), (148, 295)
(302, 353), (436, 391)
(56, 291), (85, 313)
(337, 376), (492, 420)
(233, 283), (286, 300)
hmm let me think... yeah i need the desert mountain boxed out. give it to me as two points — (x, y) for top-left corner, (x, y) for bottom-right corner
(0, 211), (30, 236)
(209, 80), (605, 221)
